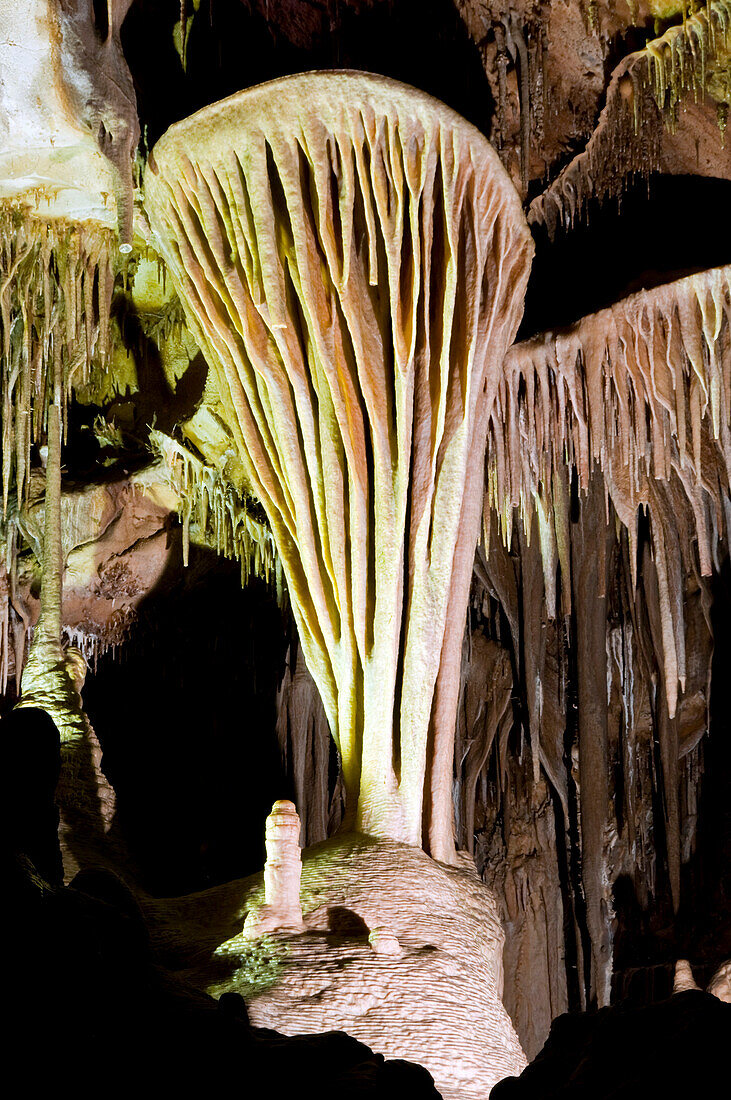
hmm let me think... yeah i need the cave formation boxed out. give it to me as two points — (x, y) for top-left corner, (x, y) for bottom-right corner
(3, 2), (731, 1098)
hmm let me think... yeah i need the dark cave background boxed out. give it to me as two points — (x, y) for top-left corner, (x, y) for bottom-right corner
(82, 543), (293, 894)
(124, 0), (495, 150)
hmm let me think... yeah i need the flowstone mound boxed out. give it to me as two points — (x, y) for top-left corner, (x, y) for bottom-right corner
(142, 831), (527, 1100)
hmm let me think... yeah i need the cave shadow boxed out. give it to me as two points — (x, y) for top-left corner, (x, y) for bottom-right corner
(82, 534), (294, 897)
(328, 906), (370, 939)
(64, 292), (208, 485)
(611, 559), (731, 1004)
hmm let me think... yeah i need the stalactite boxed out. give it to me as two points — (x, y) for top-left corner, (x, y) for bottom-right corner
(495, 22), (509, 156)
(0, 507), (25, 694)
(0, 210), (115, 509)
(584, 0), (599, 34)
(0, 208), (116, 693)
(488, 264), (731, 714)
(518, 517), (547, 785)
(572, 478), (613, 1008)
(467, 472), (712, 1041)
(641, 535), (682, 911)
(506, 15), (532, 195)
(532, 0), (731, 232)
(150, 430), (283, 597)
(174, 0), (200, 71)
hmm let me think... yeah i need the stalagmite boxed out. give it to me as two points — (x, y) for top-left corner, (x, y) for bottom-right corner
(368, 926), (403, 956)
(673, 958), (701, 992)
(243, 800), (305, 938)
(144, 70), (533, 860)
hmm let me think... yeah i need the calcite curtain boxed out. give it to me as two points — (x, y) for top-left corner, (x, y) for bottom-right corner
(145, 71), (533, 855)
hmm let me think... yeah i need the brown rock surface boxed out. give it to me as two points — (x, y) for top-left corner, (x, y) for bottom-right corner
(142, 833), (527, 1100)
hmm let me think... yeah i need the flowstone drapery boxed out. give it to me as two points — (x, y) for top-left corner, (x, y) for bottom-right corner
(145, 70), (533, 860)
(488, 264), (731, 717)
(477, 262), (731, 1016)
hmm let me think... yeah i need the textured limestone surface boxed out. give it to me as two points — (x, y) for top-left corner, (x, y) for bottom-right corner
(142, 833), (526, 1100)
(707, 958), (731, 1002)
(144, 69), (533, 858)
(9, 463), (179, 672)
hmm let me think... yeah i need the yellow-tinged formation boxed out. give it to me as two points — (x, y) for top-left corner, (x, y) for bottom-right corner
(145, 71), (533, 855)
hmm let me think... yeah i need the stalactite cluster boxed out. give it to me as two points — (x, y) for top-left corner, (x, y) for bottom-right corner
(460, 263), (730, 1036)
(487, 264), (731, 711)
(151, 430), (283, 594)
(0, 210), (115, 508)
(532, 0), (731, 232)
(0, 208), (115, 694)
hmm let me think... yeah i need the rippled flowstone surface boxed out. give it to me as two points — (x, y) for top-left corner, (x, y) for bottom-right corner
(143, 833), (527, 1100)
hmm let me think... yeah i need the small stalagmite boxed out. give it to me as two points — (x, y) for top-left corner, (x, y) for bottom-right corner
(243, 800), (304, 938)
(673, 959), (701, 994)
(144, 70), (533, 861)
